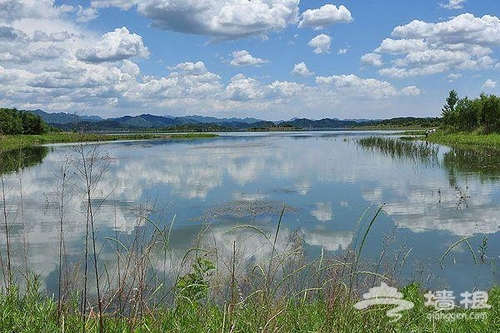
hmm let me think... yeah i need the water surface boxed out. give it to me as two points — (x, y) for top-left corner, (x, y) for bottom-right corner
(1, 131), (499, 295)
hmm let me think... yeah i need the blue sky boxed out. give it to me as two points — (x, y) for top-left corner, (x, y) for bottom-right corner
(1, 0), (499, 120)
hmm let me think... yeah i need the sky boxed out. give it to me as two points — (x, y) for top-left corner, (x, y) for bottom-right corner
(0, 0), (499, 120)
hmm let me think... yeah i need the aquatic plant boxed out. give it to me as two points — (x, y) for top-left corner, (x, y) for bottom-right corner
(357, 136), (440, 166)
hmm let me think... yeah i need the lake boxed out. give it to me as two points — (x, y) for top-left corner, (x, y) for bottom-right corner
(1, 131), (499, 298)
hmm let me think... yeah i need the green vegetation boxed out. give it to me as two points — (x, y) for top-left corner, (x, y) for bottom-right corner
(0, 132), (218, 151)
(358, 136), (439, 165)
(441, 90), (500, 133)
(352, 117), (441, 130)
(358, 135), (500, 184)
(0, 107), (218, 151)
(1, 278), (499, 332)
(426, 131), (500, 150)
(0, 108), (49, 135)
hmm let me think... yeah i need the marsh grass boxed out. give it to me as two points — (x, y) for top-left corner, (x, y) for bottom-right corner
(425, 131), (500, 150)
(0, 132), (218, 151)
(357, 136), (440, 166)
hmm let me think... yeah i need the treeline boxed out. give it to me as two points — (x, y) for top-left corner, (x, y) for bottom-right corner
(441, 90), (500, 133)
(355, 117), (441, 129)
(0, 108), (49, 135)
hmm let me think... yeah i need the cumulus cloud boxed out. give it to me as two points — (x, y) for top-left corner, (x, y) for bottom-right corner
(308, 34), (331, 54)
(168, 61), (211, 75)
(76, 6), (99, 22)
(482, 79), (498, 89)
(361, 53), (383, 67)
(291, 62), (314, 76)
(76, 27), (149, 63)
(375, 38), (428, 54)
(0, 0), (73, 23)
(365, 13), (500, 78)
(446, 73), (463, 82)
(90, 0), (138, 10)
(440, 0), (466, 10)
(230, 50), (268, 67)
(391, 13), (500, 44)
(113, 0), (300, 40)
(298, 4), (352, 29)
(401, 86), (421, 96)
(315, 74), (420, 100)
(266, 80), (304, 98)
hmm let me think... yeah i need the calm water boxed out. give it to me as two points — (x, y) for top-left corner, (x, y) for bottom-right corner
(1, 131), (500, 295)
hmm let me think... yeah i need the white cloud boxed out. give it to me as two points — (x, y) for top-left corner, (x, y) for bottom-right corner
(308, 34), (331, 54)
(392, 14), (500, 45)
(223, 74), (264, 101)
(316, 74), (398, 99)
(76, 6), (99, 22)
(375, 38), (428, 54)
(298, 4), (352, 29)
(230, 50), (268, 67)
(369, 14), (500, 78)
(482, 79), (498, 89)
(401, 86), (421, 96)
(446, 73), (463, 82)
(90, 0), (138, 10)
(361, 53), (383, 67)
(266, 80), (304, 98)
(106, 0), (301, 40)
(440, 0), (466, 10)
(0, 0), (73, 23)
(337, 48), (348, 55)
(168, 61), (211, 75)
(76, 27), (149, 63)
(291, 62), (314, 76)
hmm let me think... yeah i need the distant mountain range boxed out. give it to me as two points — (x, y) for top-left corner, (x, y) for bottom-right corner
(29, 109), (440, 131)
(30, 109), (103, 124)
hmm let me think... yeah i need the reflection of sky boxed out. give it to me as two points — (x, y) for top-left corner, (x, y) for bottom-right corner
(1, 132), (500, 292)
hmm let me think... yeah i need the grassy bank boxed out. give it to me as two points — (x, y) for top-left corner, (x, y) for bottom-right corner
(0, 132), (218, 150)
(1, 282), (499, 332)
(425, 131), (500, 150)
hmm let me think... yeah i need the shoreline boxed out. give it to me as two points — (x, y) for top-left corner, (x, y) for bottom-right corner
(422, 131), (500, 150)
(0, 132), (218, 151)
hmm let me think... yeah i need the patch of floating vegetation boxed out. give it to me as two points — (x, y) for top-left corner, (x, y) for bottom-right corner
(193, 200), (298, 221)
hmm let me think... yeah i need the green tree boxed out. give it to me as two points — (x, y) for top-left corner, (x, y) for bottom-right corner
(0, 108), (23, 134)
(441, 90), (459, 128)
(455, 97), (481, 131)
(0, 108), (48, 135)
(20, 112), (48, 134)
(480, 94), (500, 133)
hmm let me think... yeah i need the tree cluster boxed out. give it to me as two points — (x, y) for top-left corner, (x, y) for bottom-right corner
(0, 108), (49, 135)
(441, 90), (500, 133)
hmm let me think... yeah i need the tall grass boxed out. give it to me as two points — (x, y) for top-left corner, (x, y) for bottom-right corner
(425, 131), (500, 150)
(357, 136), (440, 166)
